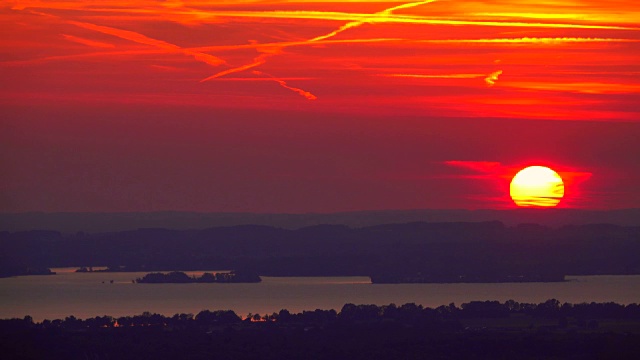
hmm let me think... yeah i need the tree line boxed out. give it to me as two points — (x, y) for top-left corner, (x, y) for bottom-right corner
(3, 300), (640, 360)
(3, 299), (640, 331)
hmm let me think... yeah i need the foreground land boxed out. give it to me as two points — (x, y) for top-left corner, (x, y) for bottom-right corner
(2, 300), (640, 359)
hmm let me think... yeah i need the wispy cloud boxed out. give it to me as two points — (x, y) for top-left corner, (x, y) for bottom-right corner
(444, 161), (503, 173)
(61, 34), (115, 48)
(484, 70), (502, 86)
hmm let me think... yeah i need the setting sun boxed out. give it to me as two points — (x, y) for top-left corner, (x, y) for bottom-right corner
(510, 166), (565, 207)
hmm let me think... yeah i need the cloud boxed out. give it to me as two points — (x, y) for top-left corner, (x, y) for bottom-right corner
(444, 161), (503, 173)
(484, 70), (502, 86)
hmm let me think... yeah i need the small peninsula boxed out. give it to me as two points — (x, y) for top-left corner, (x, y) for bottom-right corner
(0, 266), (55, 278)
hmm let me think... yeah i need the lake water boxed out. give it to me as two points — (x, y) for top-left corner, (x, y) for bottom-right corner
(1, 269), (639, 321)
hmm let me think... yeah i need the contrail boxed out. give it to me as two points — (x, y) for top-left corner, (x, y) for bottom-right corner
(253, 71), (317, 101)
(385, 71), (504, 87)
(24, 9), (226, 68)
(310, 0), (438, 42)
(207, 77), (315, 82)
(199, 44), (284, 82)
(3, 38), (401, 66)
(199, 1), (437, 85)
(197, 0), (635, 92)
(415, 37), (640, 44)
(21, 1), (633, 102)
(15, 2), (637, 32)
(203, 1), (439, 94)
(309, 21), (365, 42)
(200, 53), (270, 82)
(11, 36), (631, 67)
(61, 34), (115, 48)
(382, 0), (440, 14)
(67, 20), (225, 67)
(386, 73), (487, 79)
(190, 38), (402, 53)
(203, 10), (636, 31)
(498, 80), (640, 94)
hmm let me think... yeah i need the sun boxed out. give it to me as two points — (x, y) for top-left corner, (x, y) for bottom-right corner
(510, 166), (564, 207)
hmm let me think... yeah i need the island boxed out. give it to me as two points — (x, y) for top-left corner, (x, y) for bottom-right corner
(135, 271), (261, 284)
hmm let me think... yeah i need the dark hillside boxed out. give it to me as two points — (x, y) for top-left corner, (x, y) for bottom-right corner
(2, 222), (639, 279)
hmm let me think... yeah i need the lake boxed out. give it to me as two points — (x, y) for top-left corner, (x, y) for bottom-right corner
(1, 269), (639, 321)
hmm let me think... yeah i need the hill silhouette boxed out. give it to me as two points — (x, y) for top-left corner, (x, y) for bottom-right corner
(2, 221), (639, 280)
(2, 208), (639, 233)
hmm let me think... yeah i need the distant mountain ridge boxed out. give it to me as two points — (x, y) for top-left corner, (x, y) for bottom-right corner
(1, 209), (639, 233)
(2, 220), (639, 280)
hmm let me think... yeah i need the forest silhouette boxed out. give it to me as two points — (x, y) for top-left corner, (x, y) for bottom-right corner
(2, 300), (640, 359)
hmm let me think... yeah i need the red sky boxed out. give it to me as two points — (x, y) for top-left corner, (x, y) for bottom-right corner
(1, 0), (639, 212)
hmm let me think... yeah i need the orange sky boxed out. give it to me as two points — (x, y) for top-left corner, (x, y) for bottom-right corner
(1, 0), (639, 212)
